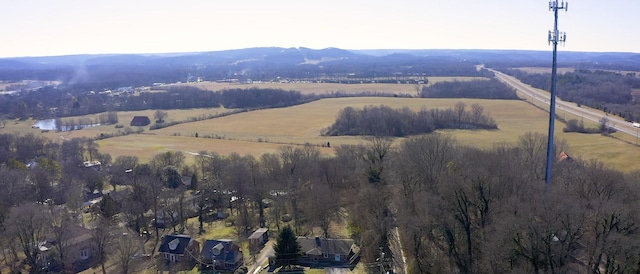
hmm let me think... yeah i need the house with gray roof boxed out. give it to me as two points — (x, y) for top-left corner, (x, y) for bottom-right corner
(297, 237), (359, 267)
(200, 239), (244, 271)
(158, 235), (200, 263)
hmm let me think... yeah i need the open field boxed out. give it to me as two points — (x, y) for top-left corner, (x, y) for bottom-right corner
(0, 80), (61, 91)
(177, 76), (489, 96)
(93, 97), (640, 172)
(2, 85), (638, 172)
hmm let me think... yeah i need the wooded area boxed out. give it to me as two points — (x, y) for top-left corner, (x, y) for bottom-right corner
(502, 69), (640, 122)
(1, 131), (639, 273)
(324, 102), (497, 137)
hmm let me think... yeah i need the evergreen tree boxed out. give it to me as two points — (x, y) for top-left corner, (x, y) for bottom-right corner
(274, 225), (301, 269)
(190, 173), (198, 190)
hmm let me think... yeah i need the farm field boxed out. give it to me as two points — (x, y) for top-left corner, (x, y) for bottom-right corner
(178, 76), (489, 96)
(94, 97), (640, 172)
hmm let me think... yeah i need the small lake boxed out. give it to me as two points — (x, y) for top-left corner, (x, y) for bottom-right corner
(33, 119), (57, 130)
(33, 119), (99, 131)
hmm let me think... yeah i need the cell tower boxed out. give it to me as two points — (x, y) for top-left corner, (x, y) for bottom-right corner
(545, 0), (568, 185)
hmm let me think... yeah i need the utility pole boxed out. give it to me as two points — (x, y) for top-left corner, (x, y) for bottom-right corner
(545, 0), (568, 185)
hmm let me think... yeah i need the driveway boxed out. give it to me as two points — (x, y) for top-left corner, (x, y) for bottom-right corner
(250, 240), (275, 274)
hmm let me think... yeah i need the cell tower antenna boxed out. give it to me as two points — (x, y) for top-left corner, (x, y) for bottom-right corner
(545, 0), (568, 185)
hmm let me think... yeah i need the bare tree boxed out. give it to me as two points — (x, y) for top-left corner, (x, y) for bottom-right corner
(301, 183), (338, 238)
(151, 151), (185, 171)
(454, 101), (466, 128)
(154, 110), (168, 123)
(5, 203), (50, 269)
(470, 103), (484, 124)
(599, 116), (612, 135)
(114, 229), (140, 274)
(49, 206), (74, 270)
(92, 217), (111, 274)
(363, 136), (393, 184)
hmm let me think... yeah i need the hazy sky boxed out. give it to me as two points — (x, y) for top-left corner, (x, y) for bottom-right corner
(1, 0), (638, 58)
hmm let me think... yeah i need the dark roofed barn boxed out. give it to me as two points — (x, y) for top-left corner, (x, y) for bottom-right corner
(130, 116), (150, 126)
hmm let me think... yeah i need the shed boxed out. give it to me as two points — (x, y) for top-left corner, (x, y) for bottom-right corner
(248, 228), (269, 253)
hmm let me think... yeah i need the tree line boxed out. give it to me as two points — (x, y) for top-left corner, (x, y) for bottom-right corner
(324, 102), (497, 137)
(420, 78), (519, 99)
(0, 86), (311, 120)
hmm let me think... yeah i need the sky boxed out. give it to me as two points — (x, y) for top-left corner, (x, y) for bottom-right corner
(1, 0), (638, 58)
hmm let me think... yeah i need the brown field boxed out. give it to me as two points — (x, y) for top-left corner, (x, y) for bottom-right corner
(93, 97), (640, 172)
(177, 76), (489, 96)
(2, 82), (638, 172)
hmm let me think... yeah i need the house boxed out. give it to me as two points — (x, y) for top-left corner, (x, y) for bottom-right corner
(38, 225), (96, 272)
(130, 116), (151, 126)
(82, 160), (101, 171)
(297, 237), (359, 267)
(158, 235), (200, 263)
(64, 225), (96, 270)
(248, 228), (269, 254)
(200, 239), (244, 271)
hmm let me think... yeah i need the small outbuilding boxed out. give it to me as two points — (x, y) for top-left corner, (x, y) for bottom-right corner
(248, 228), (269, 253)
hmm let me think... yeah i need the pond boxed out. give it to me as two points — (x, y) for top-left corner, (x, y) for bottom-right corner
(33, 119), (100, 131)
(32, 119), (56, 130)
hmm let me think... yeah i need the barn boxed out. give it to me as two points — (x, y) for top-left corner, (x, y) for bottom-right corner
(130, 116), (151, 126)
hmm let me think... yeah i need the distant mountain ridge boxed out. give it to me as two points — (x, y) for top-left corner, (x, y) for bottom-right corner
(1, 47), (639, 88)
(3, 47), (639, 68)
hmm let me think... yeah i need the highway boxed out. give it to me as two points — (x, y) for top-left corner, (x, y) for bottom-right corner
(490, 69), (640, 139)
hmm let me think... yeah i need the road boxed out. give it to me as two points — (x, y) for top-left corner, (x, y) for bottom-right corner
(490, 69), (640, 138)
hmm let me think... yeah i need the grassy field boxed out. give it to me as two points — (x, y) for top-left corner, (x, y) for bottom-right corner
(2, 82), (639, 172)
(95, 96), (640, 172)
(178, 76), (489, 96)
